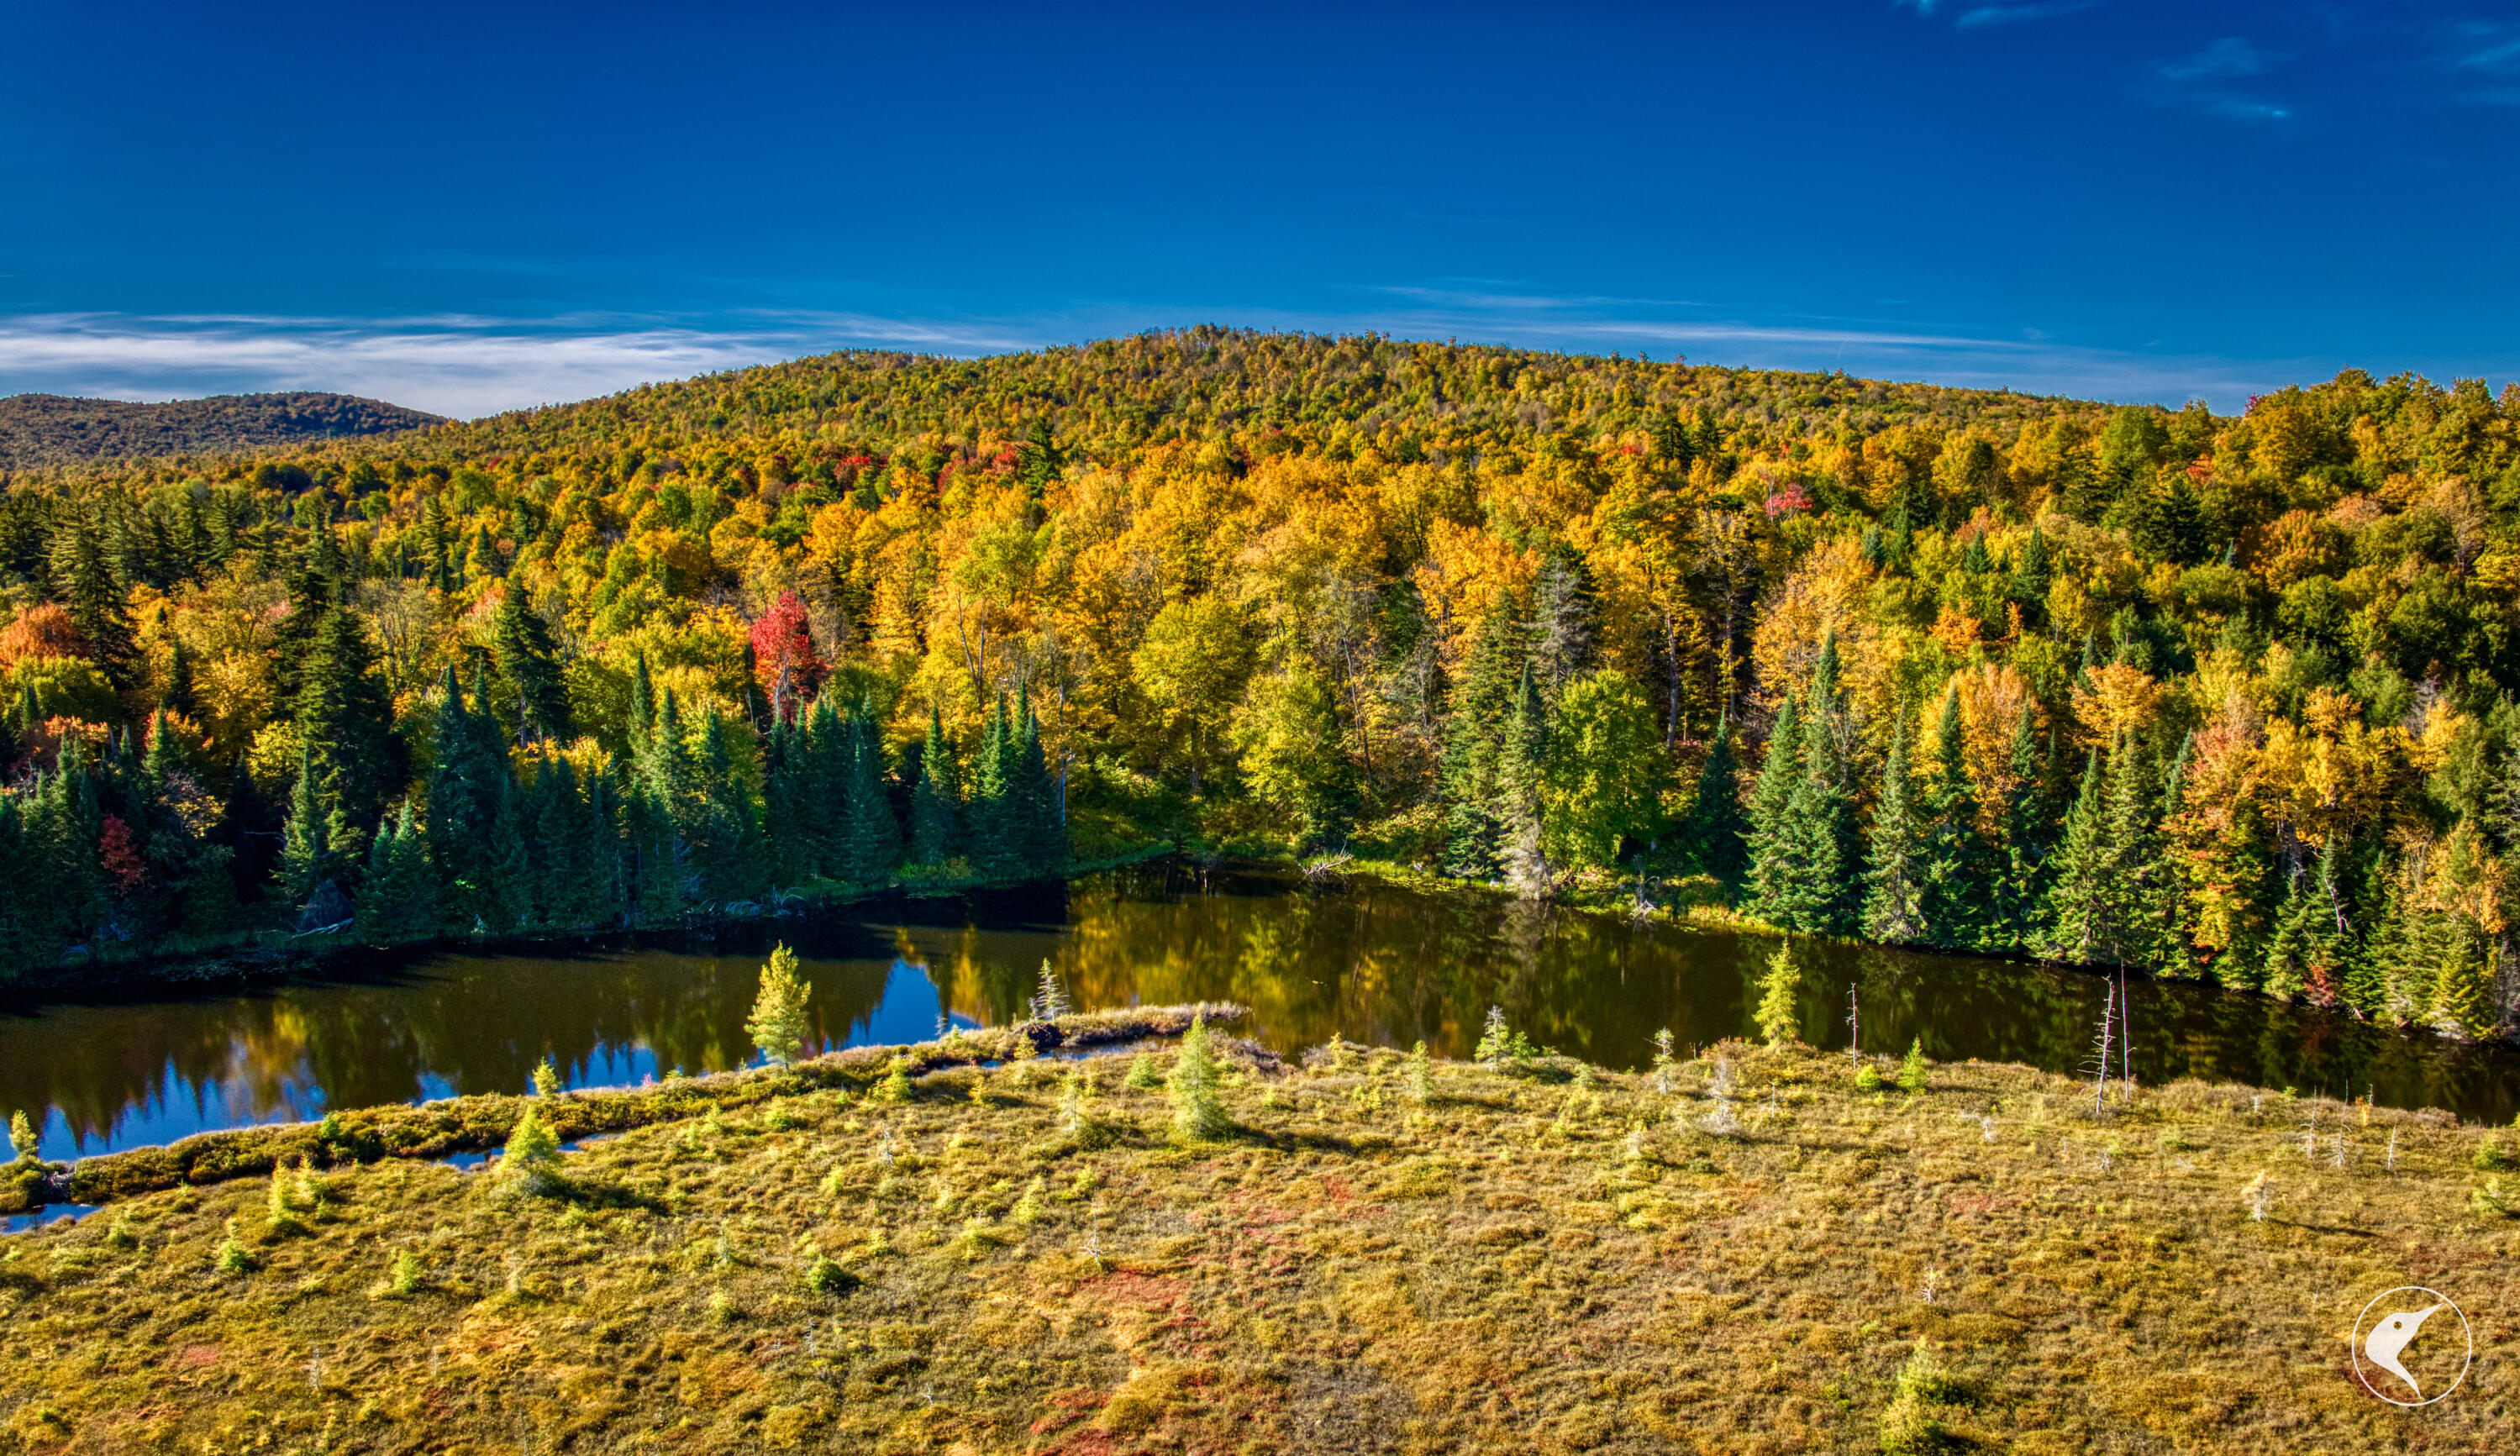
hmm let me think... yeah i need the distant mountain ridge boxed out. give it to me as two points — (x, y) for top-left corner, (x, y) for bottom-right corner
(0, 391), (445, 468)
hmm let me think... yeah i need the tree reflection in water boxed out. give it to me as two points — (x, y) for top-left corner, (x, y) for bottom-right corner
(3, 864), (2512, 1161)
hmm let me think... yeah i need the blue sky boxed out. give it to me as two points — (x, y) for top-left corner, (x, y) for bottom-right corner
(3, 1), (2515, 417)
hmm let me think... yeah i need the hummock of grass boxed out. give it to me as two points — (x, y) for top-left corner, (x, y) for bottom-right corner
(10, 1003), (1243, 1212)
(3, 1029), (2517, 1454)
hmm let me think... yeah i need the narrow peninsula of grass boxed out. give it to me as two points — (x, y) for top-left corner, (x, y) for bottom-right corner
(3, 1021), (2516, 1453)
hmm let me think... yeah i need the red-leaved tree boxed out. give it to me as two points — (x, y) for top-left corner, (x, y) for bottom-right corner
(750, 591), (827, 721)
(99, 814), (147, 897)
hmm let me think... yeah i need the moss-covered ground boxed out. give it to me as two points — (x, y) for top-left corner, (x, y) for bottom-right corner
(3, 1029), (2516, 1453)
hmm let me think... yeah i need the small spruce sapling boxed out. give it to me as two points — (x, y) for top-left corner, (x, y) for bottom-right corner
(1124, 1052), (1161, 1090)
(1474, 1005), (1537, 1071)
(1855, 1063), (1883, 1093)
(1754, 941), (1801, 1049)
(1406, 1040), (1433, 1106)
(504, 1103), (564, 1196)
(873, 1055), (914, 1104)
(1169, 1014), (1230, 1143)
(6, 1109), (34, 1162)
(1897, 1038), (1928, 1095)
(532, 1057), (561, 1097)
(747, 944), (813, 1068)
(1650, 1029), (1676, 1094)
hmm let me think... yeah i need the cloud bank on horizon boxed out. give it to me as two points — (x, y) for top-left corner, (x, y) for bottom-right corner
(0, 308), (2360, 421)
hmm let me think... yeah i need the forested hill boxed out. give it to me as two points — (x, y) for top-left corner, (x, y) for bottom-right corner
(0, 392), (443, 469)
(4, 328), (2520, 1045)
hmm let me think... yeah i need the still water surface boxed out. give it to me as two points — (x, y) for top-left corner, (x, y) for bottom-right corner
(5, 863), (2516, 1168)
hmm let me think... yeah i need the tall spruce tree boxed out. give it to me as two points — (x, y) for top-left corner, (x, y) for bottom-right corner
(1013, 687), (1061, 872)
(1744, 692), (1804, 919)
(1497, 665), (1552, 896)
(1991, 702), (2049, 950)
(909, 706), (960, 867)
(2040, 749), (2112, 965)
(50, 509), (135, 684)
(1769, 636), (1858, 934)
(1918, 686), (1997, 950)
(1862, 708), (1926, 944)
(1679, 715), (1749, 895)
(491, 586), (571, 745)
(295, 605), (404, 828)
(355, 803), (436, 943)
(277, 749), (351, 922)
(1440, 597), (1522, 880)
(836, 700), (901, 884)
(969, 694), (1020, 879)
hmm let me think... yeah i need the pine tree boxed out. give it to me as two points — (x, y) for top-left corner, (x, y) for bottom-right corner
(693, 709), (764, 901)
(969, 694), (1021, 879)
(427, 670), (510, 931)
(277, 749), (350, 922)
(50, 509), (134, 684)
(1679, 714), (1750, 894)
(835, 699), (900, 884)
(2039, 749), (2111, 965)
(1990, 701), (2049, 950)
(355, 802), (436, 943)
(294, 606), (405, 828)
(2262, 844), (2339, 1003)
(1770, 636), (1858, 934)
(1862, 709), (1926, 945)
(1497, 665), (1552, 896)
(1919, 686), (1997, 950)
(486, 769), (534, 931)
(1013, 687), (1062, 872)
(747, 943), (814, 1066)
(490, 585), (571, 745)
(1439, 596), (1522, 880)
(1744, 692), (1803, 918)
(909, 706), (960, 867)
(1528, 542), (1597, 702)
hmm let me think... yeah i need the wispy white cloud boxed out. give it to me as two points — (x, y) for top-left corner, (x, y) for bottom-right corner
(0, 300), (2433, 419)
(1954, 1), (2098, 30)
(2144, 37), (2292, 121)
(2446, 20), (2520, 105)
(0, 313), (1039, 419)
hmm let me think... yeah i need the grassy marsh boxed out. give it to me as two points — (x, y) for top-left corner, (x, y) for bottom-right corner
(2, 1024), (2516, 1453)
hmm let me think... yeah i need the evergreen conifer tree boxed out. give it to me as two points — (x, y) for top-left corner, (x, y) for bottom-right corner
(1918, 686), (1997, 949)
(1439, 597), (1521, 880)
(2039, 749), (2111, 965)
(1744, 692), (1803, 919)
(1991, 702), (2049, 949)
(490, 586), (571, 744)
(1679, 714), (1750, 895)
(834, 699), (899, 884)
(970, 694), (1021, 879)
(51, 510), (135, 684)
(294, 606), (405, 828)
(1862, 708), (1927, 945)
(355, 803), (436, 943)
(277, 749), (350, 921)
(1497, 665), (1552, 896)
(1770, 635), (1858, 934)
(910, 706), (960, 867)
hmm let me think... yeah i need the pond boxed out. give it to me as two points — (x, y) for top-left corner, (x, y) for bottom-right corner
(5, 862), (2515, 1172)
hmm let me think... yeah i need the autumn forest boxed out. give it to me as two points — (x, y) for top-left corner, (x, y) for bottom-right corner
(2, 328), (2517, 1041)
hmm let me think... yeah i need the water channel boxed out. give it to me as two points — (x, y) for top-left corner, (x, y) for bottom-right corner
(5, 862), (2514, 1175)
